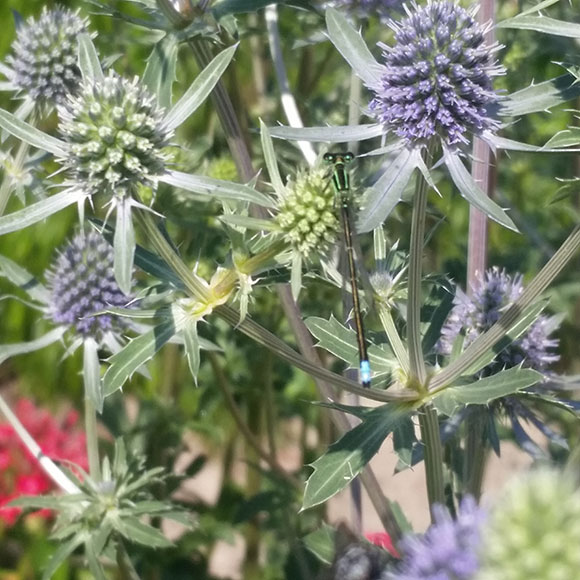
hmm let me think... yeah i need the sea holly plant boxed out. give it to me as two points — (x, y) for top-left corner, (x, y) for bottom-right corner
(0, 33), (244, 293)
(1, 0), (580, 578)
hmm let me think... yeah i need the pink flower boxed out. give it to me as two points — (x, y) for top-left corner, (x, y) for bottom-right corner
(0, 397), (88, 527)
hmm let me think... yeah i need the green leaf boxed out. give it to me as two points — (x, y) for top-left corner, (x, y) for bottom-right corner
(161, 170), (274, 207)
(303, 402), (410, 509)
(115, 516), (173, 548)
(497, 15), (580, 38)
(358, 147), (420, 233)
(487, 134), (579, 152)
(85, 541), (108, 580)
(114, 198), (135, 296)
(517, 0), (561, 16)
(269, 123), (383, 143)
(445, 152), (517, 232)
(103, 319), (178, 396)
(42, 535), (85, 580)
(143, 34), (178, 109)
(306, 316), (395, 374)
(543, 127), (580, 149)
(501, 74), (580, 117)
(83, 337), (103, 413)
(219, 214), (277, 231)
(326, 8), (381, 88)
(432, 367), (543, 416)
(260, 120), (285, 198)
(0, 254), (48, 302)
(459, 300), (549, 377)
(392, 416), (417, 468)
(0, 109), (67, 157)
(78, 33), (104, 83)
(0, 327), (66, 365)
(302, 524), (336, 565)
(183, 319), (200, 385)
(164, 44), (238, 131)
(0, 188), (83, 235)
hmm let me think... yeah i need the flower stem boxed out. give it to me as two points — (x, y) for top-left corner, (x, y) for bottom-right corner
(419, 403), (445, 514)
(407, 151), (430, 385)
(464, 408), (487, 500)
(0, 393), (80, 494)
(378, 306), (410, 376)
(84, 398), (101, 482)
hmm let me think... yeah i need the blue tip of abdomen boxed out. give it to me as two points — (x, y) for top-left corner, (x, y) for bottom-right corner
(360, 360), (371, 386)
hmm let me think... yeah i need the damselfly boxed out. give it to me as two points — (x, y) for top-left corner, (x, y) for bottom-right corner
(323, 152), (371, 388)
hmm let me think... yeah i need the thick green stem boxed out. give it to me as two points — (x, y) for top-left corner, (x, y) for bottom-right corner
(419, 403), (445, 514)
(464, 409), (487, 500)
(407, 157), (429, 384)
(116, 541), (142, 580)
(84, 398), (101, 482)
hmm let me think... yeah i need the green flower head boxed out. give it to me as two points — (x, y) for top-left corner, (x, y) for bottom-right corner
(276, 167), (339, 258)
(58, 70), (174, 199)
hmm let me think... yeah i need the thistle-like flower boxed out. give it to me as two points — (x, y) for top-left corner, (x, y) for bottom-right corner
(438, 267), (559, 374)
(58, 71), (174, 200)
(386, 496), (485, 579)
(436, 267), (566, 457)
(369, 1), (503, 148)
(477, 470), (580, 580)
(45, 231), (133, 341)
(3, 6), (89, 108)
(275, 168), (340, 258)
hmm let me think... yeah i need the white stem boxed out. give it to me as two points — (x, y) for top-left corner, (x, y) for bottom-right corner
(265, 5), (317, 167)
(0, 393), (81, 494)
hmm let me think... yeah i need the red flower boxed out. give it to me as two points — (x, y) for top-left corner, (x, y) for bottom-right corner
(0, 397), (88, 527)
(366, 532), (399, 557)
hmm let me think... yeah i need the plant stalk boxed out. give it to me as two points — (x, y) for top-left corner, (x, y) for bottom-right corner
(419, 403), (445, 514)
(84, 398), (101, 482)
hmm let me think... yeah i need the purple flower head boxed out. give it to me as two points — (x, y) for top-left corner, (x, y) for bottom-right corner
(46, 231), (133, 340)
(5, 6), (89, 107)
(368, 1), (504, 149)
(386, 496), (485, 579)
(438, 267), (559, 375)
(332, 0), (404, 22)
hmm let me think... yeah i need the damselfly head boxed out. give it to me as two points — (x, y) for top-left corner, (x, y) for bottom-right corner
(324, 152), (355, 164)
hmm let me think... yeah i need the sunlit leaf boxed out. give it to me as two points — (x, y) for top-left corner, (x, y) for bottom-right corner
(144, 34), (178, 109)
(501, 74), (580, 117)
(0, 109), (67, 157)
(183, 320), (200, 385)
(269, 123), (383, 143)
(497, 15), (580, 38)
(78, 33), (104, 82)
(0, 327), (66, 365)
(161, 170), (274, 207)
(0, 254), (49, 303)
(164, 44), (238, 131)
(445, 152), (517, 231)
(83, 337), (103, 413)
(432, 367), (542, 416)
(103, 319), (178, 396)
(358, 147), (420, 233)
(326, 8), (382, 88)
(114, 198), (135, 296)
(260, 120), (285, 198)
(115, 516), (173, 548)
(0, 188), (83, 235)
